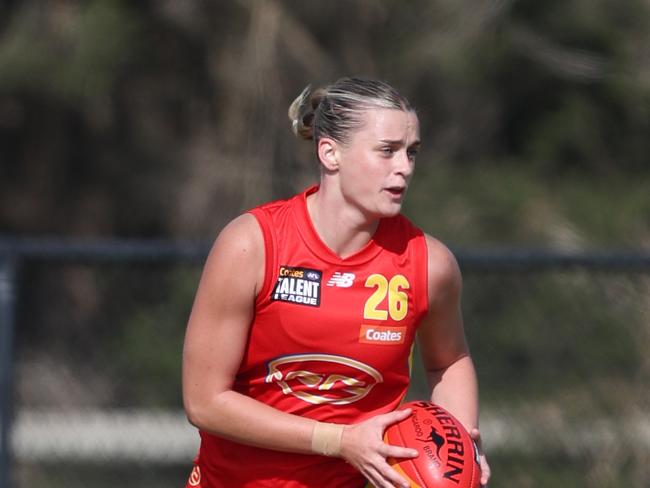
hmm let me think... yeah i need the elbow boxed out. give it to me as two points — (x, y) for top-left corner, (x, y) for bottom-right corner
(184, 397), (204, 429)
(183, 393), (215, 430)
(183, 390), (230, 432)
(425, 351), (472, 375)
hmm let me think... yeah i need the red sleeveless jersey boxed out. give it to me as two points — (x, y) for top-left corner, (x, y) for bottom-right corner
(188, 186), (429, 488)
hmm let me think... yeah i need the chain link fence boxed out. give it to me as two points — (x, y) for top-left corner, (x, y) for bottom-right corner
(1, 239), (649, 487)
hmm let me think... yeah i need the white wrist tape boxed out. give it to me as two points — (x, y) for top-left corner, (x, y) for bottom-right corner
(311, 422), (344, 457)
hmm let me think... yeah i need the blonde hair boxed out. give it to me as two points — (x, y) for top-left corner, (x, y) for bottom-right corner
(288, 77), (414, 145)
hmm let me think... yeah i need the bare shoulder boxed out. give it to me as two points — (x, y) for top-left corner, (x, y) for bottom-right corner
(211, 213), (263, 253)
(423, 233), (462, 304)
(202, 213), (265, 293)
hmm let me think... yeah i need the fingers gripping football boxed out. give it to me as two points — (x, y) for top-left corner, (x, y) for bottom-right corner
(340, 408), (417, 488)
(470, 428), (491, 487)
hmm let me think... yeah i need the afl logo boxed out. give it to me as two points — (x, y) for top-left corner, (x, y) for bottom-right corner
(305, 271), (320, 281)
(265, 353), (383, 405)
(188, 465), (201, 487)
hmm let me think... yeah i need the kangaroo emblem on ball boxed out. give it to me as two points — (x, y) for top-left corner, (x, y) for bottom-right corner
(417, 426), (445, 457)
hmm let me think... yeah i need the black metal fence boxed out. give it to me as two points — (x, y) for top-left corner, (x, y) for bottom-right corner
(1, 237), (650, 488)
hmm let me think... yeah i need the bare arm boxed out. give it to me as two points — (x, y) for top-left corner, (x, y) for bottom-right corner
(417, 234), (490, 485)
(182, 214), (315, 453)
(417, 234), (479, 430)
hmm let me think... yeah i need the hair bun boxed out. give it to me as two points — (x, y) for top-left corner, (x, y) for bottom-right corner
(288, 85), (320, 141)
(288, 77), (413, 146)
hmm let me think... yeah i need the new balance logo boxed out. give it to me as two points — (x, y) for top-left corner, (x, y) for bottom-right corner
(326, 272), (356, 288)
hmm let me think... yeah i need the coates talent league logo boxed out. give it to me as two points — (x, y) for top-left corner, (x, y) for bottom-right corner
(265, 353), (383, 405)
(271, 265), (322, 307)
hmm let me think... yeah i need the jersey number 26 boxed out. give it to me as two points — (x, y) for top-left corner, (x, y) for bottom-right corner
(363, 274), (410, 321)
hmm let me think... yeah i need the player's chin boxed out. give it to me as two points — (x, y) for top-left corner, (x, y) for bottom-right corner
(379, 201), (403, 218)
(367, 197), (404, 220)
(381, 190), (407, 213)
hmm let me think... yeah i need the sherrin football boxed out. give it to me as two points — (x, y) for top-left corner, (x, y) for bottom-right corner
(384, 401), (481, 488)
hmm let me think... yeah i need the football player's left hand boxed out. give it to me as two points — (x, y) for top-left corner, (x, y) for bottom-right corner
(470, 428), (491, 487)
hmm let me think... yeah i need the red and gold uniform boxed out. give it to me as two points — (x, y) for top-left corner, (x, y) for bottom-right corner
(187, 186), (429, 487)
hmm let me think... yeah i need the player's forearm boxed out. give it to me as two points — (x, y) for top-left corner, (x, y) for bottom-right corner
(185, 389), (321, 455)
(426, 354), (479, 432)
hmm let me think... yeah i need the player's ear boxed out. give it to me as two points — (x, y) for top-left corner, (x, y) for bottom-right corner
(317, 137), (340, 172)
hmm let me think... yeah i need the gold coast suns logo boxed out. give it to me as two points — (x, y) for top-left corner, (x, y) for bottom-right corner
(265, 353), (383, 405)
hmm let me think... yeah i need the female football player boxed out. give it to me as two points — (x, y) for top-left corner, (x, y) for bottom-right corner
(182, 77), (490, 488)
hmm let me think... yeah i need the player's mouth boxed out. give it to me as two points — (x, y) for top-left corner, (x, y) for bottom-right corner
(384, 186), (406, 198)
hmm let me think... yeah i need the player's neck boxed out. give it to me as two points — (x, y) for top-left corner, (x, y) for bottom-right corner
(306, 188), (379, 259)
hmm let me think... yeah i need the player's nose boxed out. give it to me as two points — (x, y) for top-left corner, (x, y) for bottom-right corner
(395, 149), (414, 178)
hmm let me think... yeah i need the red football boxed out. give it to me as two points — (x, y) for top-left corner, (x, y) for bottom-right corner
(384, 401), (481, 488)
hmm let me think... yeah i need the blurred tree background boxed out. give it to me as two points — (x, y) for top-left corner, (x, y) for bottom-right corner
(2, 0), (648, 244)
(1, 1), (650, 487)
